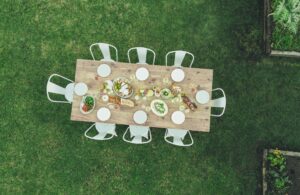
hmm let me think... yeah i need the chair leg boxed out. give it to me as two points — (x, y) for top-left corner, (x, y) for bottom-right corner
(84, 123), (96, 139)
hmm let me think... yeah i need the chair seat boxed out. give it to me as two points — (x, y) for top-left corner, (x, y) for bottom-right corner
(164, 128), (193, 147)
(65, 83), (75, 102)
(92, 132), (107, 140)
(95, 123), (116, 136)
(173, 137), (184, 146)
(131, 136), (142, 144)
(85, 123), (117, 141)
(166, 128), (188, 138)
(129, 125), (149, 139)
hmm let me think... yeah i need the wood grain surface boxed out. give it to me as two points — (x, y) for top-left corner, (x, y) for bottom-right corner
(71, 59), (213, 132)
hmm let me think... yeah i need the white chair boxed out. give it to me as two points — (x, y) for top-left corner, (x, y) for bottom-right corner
(89, 43), (118, 62)
(165, 50), (194, 68)
(46, 74), (74, 104)
(211, 88), (226, 117)
(164, 128), (194, 147)
(127, 47), (156, 65)
(84, 123), (117, 141)
(122, 125), (152, 144)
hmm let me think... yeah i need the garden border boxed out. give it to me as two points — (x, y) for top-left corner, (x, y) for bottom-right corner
(263, 0), (300, 58)
(262, 149), (300, 195)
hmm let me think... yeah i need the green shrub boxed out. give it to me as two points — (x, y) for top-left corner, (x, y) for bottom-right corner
(267, 149), (292, 194)
(270, 0), (300, 34)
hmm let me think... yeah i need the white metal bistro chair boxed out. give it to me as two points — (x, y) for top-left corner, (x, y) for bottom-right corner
(164, 128), (194, 147)
(84, 123), (117, 141)
(123, 125), (152, 144)
(165, 50), (194, 68)
(89, 42), (118, 62)
(127, 47), (156, 65)
(211, 88), (226, 117)
(46, 74), (74, 104)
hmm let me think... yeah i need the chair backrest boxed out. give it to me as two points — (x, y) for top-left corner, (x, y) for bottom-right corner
(127, 47), (156, 65)
(84, 123), (117, 141)
(211, 88), (226, 117)
(46, 74), (74, 104)
(164, 128), (194, 147)
(165, 50), (194, 68)
(89, 43), (118, 62)
(122, 125), (152, 144)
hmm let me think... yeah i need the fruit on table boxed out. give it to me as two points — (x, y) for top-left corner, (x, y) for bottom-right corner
(153, 86), (161, 97)
(103, 80), (113, 91)
(171, 84), (182, 96)
(146, 89), (154, 97)
(82, 104), (89, 112)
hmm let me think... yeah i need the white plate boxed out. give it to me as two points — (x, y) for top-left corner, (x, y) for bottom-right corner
(74, 82), (88, 96)
(133, 110), (148, 124)
(171, 69), (185, 82)
(196, 90), (210, 104)
(97, 107), (111, 121)
(97, 64), (111, 77)
(171, 111), (185, 125)
(135, 67), (149, 81)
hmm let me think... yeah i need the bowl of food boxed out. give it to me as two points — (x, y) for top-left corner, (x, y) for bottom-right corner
(112, 77), (134, 99)
(160, 88), (173, 100)
(80, 95), (95, 114)
(150, 99), (168, 117)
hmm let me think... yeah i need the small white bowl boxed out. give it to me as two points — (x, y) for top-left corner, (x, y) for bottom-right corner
(97, 64), (111, 77)
(102, 95), (109, 102)
(74, 83), (88, 96)
(171, 111), (185, 125)
(196, 90), (210, 104)
(171, 69), (185, 82)
(97, 107), (111, 121)
(133, 110), (148, 124)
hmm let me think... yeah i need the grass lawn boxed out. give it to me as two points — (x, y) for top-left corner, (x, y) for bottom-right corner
(1, 0), (299, 194)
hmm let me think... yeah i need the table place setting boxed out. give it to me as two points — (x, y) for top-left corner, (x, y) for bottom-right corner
(171, 68), (185, 82)
(195, 90), (210, 104)
(135, 67), (149, 81)
(171, 111), (185, 125)
(97, 107), (111, 121)
(97, 64), (111, 77)
(133, 110), (148, 124)
(74, 82), (88, 96)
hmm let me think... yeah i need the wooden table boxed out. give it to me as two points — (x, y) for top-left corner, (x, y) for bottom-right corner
(71, 59), (213, 132)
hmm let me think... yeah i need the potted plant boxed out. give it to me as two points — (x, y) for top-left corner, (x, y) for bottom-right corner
(264, 0), (300, 57)
(266, 149), (292, 194)
(262, 149), (300, 195)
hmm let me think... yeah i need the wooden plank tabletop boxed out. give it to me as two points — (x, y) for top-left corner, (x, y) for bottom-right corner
(71, 59), (213, 132)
